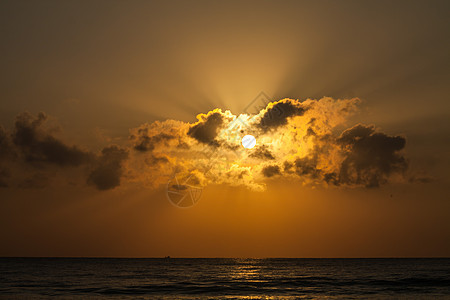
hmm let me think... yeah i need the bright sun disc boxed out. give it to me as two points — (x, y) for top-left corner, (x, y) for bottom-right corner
(242, 135), (256, 149)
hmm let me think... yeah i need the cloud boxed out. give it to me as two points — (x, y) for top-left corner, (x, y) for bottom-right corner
(129, 119), (190, 153)
(88, 145), (129, 190)
(123, 97), (414, 191)
(249, 145), (275, 160)
(0, 97), (419, 192)
(0, 126), (14, 160)
(0, 112), (130, 190)
(187, 109), (232, 146)
(0, 126), (15, 187)
(257, 99), (308, 131)
(262, 165), (281, 177)
(133, 132), (176, 152)
(12, 112), (92, 166)
(131, 123), (178, 152)
(336, 124), (408, 188)
(291, 157), (321, 178)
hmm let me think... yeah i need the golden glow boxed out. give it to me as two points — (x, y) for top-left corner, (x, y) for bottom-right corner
(1, 0), (449, 260)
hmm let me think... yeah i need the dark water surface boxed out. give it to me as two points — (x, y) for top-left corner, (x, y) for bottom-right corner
(0, 258), (449, 299)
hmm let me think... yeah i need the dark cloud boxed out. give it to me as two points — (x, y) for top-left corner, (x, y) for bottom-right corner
(0, 112), (133, 191)
(283, 161), (294, 173)
(188, 112), (224, 146)
(323, 172), (339, 185)
(0, 127), (13, 187)
(132, 131), (176, 152)
(293, 157), (321, 178)
(279, 124), (409, 188)
(337, 124), (408, 188)
(283, 156), (321, 178)
(306, 127), (316, 137)
(262, 165), (281, 177)
(259, 99), (307, 131)
(249, 145), (275, 160)
(0, 126), (15, 160)
(88, 145), (129, 190)
(12, 112), (92, 166)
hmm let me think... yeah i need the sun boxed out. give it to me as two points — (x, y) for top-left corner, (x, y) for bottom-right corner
(242, 135), (256, 149)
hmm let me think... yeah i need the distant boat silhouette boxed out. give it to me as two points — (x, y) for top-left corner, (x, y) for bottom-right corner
(164, 256), (171, 259)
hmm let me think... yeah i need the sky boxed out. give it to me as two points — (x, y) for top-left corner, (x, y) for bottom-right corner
(0, 0), (449, 258)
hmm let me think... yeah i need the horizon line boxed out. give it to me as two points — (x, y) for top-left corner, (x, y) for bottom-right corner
(1, 256), (449, 259)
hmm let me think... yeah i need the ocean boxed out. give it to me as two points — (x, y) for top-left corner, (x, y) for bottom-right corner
(0, 258), (449, 299)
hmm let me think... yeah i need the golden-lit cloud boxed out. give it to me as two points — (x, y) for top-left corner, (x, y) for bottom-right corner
(0, 97), (415, 191)
(126, 97), (410, 191)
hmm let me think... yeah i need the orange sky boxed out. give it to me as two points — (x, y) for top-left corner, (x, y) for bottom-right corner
(0, 0), (449, 257)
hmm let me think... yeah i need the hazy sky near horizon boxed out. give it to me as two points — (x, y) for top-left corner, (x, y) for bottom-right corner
(0, 0), (449, 257)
